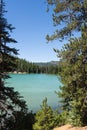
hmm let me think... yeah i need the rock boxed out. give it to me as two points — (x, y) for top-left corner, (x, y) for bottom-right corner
(53, 124), (72, 130)
(53, 124), (87, 130)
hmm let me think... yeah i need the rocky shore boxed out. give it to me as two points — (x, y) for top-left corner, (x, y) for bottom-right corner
(9, 71), (27, 74)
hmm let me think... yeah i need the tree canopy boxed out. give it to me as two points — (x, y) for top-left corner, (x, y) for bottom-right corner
(46, 0), (87, 40)
(46, 0), (87, 126)
(0, 0), (27, 129)
(33, 98), (56, 130)
(57, 29), (87, 125)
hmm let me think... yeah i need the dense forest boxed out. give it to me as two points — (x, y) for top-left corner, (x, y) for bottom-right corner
(0, 0), (87, 130)
(13, 58), (61, 74)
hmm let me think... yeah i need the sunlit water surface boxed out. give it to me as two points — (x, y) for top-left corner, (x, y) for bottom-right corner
(6, 74), (62, 112)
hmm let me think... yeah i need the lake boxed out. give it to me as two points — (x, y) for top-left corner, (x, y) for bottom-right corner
(6, 74), (62, 112)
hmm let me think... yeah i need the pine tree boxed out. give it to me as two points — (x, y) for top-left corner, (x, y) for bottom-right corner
(46, 0), (87, 40)
(0, 0), (27, 128)
(56, 27), (87, 125)
(33, 98), (55, 130)
(46, 0), (87, 126)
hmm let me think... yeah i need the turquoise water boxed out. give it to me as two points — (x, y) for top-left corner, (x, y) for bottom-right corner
(6, 74), (62, 112)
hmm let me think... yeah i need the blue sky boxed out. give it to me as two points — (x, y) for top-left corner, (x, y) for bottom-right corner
(5, 0), (64, 62)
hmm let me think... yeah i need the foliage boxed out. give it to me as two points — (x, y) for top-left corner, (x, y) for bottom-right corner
(56, 28), (87, 126)
(66, 100), (82, 126)
(46, 0), (87, 40)
(55, 110), (68, 126)
(48, 110), (68, 127)
(15, 58), (39, 73)
(14, 58), (60, 74)
(33, 98), (56, 130)
(0, 0), (28, 129)
(46, 0), (87, 126)
(5, 111), (35, 130)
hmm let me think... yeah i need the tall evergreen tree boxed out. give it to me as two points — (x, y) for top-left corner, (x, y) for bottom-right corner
(0, 0), (27, 128)
(56, 27), (87, 125)
(46, 0), (87, 40)
(46, 0), (87, 126)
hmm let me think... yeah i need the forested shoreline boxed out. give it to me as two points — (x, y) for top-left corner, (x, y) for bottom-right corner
(12, 58), (61, 74)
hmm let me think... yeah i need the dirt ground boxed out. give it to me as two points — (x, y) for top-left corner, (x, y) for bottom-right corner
(53, 124), (87, 130)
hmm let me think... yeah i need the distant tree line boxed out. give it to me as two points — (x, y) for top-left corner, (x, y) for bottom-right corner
(14, 58), (61, 74)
